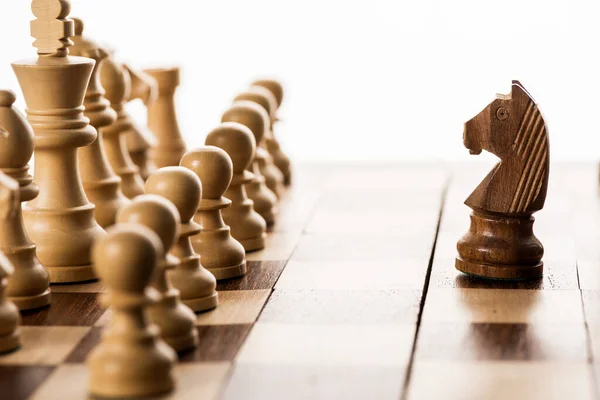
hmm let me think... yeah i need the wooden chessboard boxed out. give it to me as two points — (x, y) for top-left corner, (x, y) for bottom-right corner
(2, 163), (600, 400)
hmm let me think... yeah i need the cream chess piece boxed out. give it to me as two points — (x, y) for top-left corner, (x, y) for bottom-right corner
(181, 146), (248, 279)
(234, 87), (285, 198)
(100, 56), (146, 198)
(116, 195), (199, 352)
(205, 122), (267, 252)
(222, 101), (278, 225)
(145, 67), (186, 168)
(88, 224), (176, 398)
(0, 251), (20, 354)
(71, 18), (128, 228)
(13, 1), (106, 283)
(123, 64), (158, 181)
(252, 79), (292, 185)
(0, 91), (50, 310)
(146, 167), (218, 312)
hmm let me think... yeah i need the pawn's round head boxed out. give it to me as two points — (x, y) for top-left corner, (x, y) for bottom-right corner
(145, 167), (202, 223)
(221, 101), (268, 145)
(0, 90), (34, 169)
(92, 224), (164, 293)
(205, 122), (256, 175)
(252, 79), (284, 109)
(72, 17), (84, 36)
(116, 194), (181, 253)
(180, 146), (232, 200)
(234, 87), (277, 125)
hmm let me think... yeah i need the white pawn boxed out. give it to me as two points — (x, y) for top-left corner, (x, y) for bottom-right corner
(146, 167), (218, 312)
(88, 224), (175, 398)
(116, 195), (199, 353)
(181, 146), (247, 279)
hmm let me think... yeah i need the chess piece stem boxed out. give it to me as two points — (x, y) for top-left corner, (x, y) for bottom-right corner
(145, 67), (186, 168)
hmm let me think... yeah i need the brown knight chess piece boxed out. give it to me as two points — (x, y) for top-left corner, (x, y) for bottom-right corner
(456, 81), (549, 280)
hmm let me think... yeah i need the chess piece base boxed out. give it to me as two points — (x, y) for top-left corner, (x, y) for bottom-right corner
(240, 235), (266, 253)
(456, 210), (544, 281)
(183, 291), (218, 313)
(455, 258), (543, 280)
(9, 289), (51, 311)
(0, 329), (20, 354)
(162, 330), (199, 353)
(46, 264), (97, 284)
(207, 260), (247, 281)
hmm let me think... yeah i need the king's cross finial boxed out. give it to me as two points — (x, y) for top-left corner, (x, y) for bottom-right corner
(30, 0), (74, 57)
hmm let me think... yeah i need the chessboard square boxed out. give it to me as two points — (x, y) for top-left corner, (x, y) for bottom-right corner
(577, 261), (600, 290)
(49, 281), (104, 293)
(422, 288), (584, 324)
(0, 365), (55, 400)
(179, 324), (253, 363)
(217, 261), (286, 291)
(275, 260), (428, 291)
(305, 209), (439, 235)
(196, 290), (271, 325)
(20, 293), (105, 326)
(222, 364), (404, 400)
(0, 326), (90, 365)
(236, 323), (415, 367)
(245, 231), (302, 261)
(406, 360), (595, 400)
(415, 322), (588, 362)
(259, 289), (421, 325)
(291, 233), (435, 262)
(29, 362), (231, 400)
(430, 257), (578, 290)
(65, 327), (102, 363)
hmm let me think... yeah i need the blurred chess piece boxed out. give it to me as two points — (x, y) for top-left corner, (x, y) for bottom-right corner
(252, 79), (292, 185)
(222, 101), (278, 225)
(234, 87), (285, 198)
(0, 91), (50, 310)
(145, 67), (186, 168)
(146, 167), (218, 312)
(71, 18), (128, 228)
(88, 224), (175, 398)
(0, 250), (20, 354)
(181, 146), (248, 279)
(116, 195), (199, 352)
(100, 56), (146, 198)
(123, 64), (158, 181)
(456, 81), (548, 281)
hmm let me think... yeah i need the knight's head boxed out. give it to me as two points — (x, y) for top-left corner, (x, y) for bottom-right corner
(464, 81), (534, 159)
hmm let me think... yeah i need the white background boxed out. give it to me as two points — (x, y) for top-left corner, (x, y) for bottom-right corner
(0, 0), (597, 164)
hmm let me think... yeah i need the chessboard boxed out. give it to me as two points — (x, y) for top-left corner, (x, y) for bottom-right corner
(2, 162), (599, 400)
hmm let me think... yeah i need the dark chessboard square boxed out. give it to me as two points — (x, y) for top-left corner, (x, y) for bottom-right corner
(0, 365), (55, 400)
(179, 324), (253, 363)
(222, 364), (405, 400)
(217, 261), (286, 291)
(415, 322), (588, 362)
(20, 293), (105, 327)
(64, 327), (102, 363)
(259, 289), (422, 325)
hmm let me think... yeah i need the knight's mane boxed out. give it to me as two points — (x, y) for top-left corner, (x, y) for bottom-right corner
(509, 99), (548, 213)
